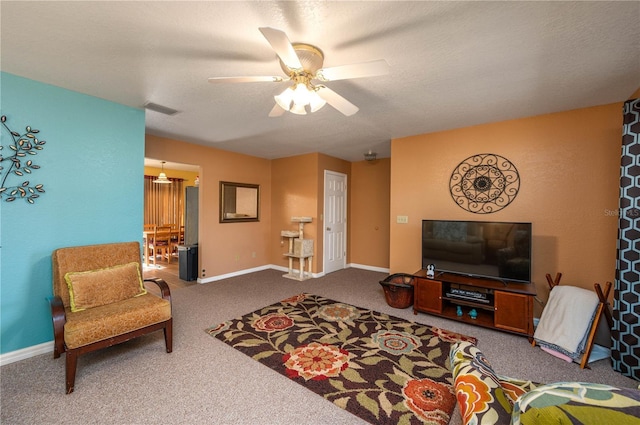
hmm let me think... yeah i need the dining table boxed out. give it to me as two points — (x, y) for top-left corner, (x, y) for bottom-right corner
(143, 229), (180, 266)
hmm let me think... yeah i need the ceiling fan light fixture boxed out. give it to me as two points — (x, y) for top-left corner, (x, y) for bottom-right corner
(275, 80), (327, 115)
(274, 87), (295, 111)
(309, 92), (327, 113)
(153, 161), (172, 184)
(292, 82), (313, 105)
(290, 102), (307, 115)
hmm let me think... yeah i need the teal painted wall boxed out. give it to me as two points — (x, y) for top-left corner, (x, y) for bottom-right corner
(0, 72), (145, 354)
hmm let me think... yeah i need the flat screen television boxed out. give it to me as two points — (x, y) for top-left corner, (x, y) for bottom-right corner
(422, 219), (532, 284)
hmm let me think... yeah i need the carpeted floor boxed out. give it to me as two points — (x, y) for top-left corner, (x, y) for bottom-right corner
(1, 268), (637, 425)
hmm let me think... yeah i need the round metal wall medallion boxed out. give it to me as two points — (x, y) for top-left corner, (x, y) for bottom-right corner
(449, 153), (520, 214)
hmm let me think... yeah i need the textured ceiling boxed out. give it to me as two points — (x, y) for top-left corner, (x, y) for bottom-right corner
(2, 1), (639, 163)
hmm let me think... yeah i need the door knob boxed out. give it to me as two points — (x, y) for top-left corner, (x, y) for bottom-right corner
(326, 227), (331, 231)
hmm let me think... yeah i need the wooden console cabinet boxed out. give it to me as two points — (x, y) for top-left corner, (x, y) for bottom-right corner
(413, 269), (536, 338)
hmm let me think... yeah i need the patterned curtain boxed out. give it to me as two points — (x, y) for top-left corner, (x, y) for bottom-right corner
(144, 175), (185, 227)
(612, 98), (640, 380)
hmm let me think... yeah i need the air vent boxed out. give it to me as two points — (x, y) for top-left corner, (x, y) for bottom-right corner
(143, 102), (180, 116)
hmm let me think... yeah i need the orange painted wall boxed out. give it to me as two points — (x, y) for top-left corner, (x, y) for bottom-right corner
(145, 135), (272, 279)
(350, 158), (391, 269)
(270, 153), (351, 274)
(144, 138), (390, 279)
(271, 154), (319, 272)
(390, 103), (624, 316)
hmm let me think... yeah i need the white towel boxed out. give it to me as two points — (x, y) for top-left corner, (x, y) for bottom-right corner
(534, 286), (599, 355)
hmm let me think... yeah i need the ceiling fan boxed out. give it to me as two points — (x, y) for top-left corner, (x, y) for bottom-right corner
(208, 27), (389, 117)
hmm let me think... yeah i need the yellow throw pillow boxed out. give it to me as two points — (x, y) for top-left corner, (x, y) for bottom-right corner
(64, 262), (147, 312)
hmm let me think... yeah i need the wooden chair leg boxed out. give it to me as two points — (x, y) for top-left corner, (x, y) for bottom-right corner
(53, 342), (62, 359)
(164, 320), (173, 353)
(65, 350), (78, 394)
(52, 333), (65, 359)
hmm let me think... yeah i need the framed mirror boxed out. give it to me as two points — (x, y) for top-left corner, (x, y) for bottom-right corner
(219, 181), (260, 223)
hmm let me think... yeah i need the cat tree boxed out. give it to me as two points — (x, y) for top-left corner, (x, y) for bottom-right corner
(281, 216), (313, 281)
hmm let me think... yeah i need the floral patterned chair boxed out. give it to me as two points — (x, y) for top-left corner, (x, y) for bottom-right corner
(449, 341), (640, 424)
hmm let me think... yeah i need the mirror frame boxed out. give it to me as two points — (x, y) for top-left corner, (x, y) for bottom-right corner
(219, 181), (260, 223)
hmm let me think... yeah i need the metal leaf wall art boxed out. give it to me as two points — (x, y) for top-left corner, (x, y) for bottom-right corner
(0, 115), (46, 204)
(449, 153), (520, 214)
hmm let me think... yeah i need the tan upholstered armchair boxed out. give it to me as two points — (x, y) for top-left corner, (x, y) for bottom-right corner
(49, 241), (172, 394)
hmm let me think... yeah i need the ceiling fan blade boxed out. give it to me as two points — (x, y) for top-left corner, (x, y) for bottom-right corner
(258, 27), (303, 71)
(315, 59), (390, 82)
(208, 76), (286, 84)
(268, 103), (286, 117)
(316, 86), (359, 116)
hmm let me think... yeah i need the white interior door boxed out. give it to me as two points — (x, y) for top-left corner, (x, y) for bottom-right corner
(323, 170), (347, 274)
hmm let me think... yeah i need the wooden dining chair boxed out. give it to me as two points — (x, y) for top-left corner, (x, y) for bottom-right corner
(148, 225), (172, 265)
(169, 225), (184, 260)
(143, 224), (156, 266)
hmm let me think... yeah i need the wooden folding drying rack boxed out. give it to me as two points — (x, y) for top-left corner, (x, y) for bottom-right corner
(531, 272), (613, 369)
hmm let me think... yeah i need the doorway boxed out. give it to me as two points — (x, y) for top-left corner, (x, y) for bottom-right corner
(323, 170), (347, 274)
(143, 158), (200, 281)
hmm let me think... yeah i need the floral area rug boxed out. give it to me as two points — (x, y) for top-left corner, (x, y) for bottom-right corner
(206, 293), (477, 425)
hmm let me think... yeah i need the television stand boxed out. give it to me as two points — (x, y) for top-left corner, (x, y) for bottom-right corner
(413, 269), (536, 338)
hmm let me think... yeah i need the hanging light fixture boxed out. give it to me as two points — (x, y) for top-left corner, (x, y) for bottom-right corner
(153, 161), (172, 184)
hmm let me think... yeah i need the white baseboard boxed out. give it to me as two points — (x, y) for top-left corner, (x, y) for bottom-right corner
(348, 263), (390, 274)
(270, 264), (289, 274)
(198, 264), (273, 283)
(0, 341), (53, 366)
(268, 264), (324, 279)
(199, 263), (391, 284)
(272, 263), (389, 278)
(588, 344), (611, 363)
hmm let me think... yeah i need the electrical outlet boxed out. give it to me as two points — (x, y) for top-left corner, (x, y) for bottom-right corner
(397, 215), (409, 224)
(252, 252), (256, 258)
